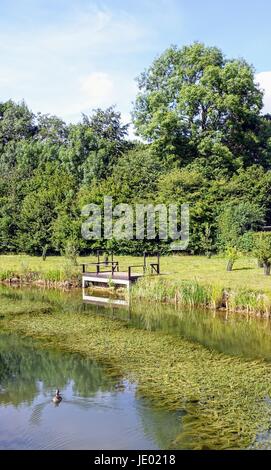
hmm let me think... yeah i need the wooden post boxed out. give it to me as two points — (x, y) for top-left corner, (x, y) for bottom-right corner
(97, 250), (100, 264)
(157, 252), (160, 274)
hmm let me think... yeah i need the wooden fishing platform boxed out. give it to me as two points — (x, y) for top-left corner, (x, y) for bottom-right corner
(81, 252), (160, 292)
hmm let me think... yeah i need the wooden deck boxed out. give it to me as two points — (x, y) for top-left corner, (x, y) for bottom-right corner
(83, 271), (143, 282)
(82, 295), (129, 307)
(81, 253), (160, 294)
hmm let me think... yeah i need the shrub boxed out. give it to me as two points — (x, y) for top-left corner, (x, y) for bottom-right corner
(253, 232), (271, 276)
(0, 270), (14, 281)
(43, 270), (63, 282)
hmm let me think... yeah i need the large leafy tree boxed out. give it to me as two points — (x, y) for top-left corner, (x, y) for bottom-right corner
(17, 163), (75, 255)
(36, 113), (68, 145)
(133, 42), (266, 170)
(82, 106), (130, 181)
(0, 100), (37, 147)
(59, 107), (130, 184)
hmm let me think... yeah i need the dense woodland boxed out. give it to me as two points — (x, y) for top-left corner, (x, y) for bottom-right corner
(1, 43), (271, 258)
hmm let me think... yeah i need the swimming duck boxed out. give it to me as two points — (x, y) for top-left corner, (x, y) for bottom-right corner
(52, 389), (62, 404)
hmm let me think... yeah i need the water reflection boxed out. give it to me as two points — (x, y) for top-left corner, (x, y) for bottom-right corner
(3, 285), (271, 362)
(3, 285), (271, 361)
(0, 332), (182, 450)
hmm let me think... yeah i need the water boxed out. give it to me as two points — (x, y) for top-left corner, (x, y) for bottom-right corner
(84, 294), (271, 362)
(0, 332), (182, 450)
(2, 285), (271, 449)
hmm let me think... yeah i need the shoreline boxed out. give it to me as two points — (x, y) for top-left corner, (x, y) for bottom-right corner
(1, 275), (271, 317)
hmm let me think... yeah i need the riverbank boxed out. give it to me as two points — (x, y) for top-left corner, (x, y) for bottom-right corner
(1, 254), (271, 315)
(1, 288), (271, 449)
(132, 277), (271, 317)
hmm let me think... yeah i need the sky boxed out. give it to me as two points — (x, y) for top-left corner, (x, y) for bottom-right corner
(0, 0), (271, 132)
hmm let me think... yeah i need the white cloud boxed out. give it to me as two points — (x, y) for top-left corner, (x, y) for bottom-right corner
(0, 3), (145, 123)
(80, 73), (114, 108)
(41, 7), (146, 55)
(256, 71), (271, 114)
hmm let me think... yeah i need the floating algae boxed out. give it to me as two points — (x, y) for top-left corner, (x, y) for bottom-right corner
(1, 289), (271, 449)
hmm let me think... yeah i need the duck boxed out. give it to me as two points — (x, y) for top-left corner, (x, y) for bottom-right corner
(52, 389), (62, 404)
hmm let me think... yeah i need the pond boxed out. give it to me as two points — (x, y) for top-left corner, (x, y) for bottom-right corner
(1, 285), (271, 449)
(0, 332), (182, 450)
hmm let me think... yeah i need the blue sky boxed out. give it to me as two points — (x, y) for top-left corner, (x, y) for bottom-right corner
(0, 0), (271, 129)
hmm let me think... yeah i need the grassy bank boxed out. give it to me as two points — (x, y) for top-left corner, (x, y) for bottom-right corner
(132, 277), (271, 316)
(1, 254), (271, 314)
(1, 292), (271, 449)
(0, 253), (269, 289)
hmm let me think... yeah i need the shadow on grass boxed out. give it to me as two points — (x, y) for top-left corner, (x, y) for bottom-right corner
(233, 267), (254, 271)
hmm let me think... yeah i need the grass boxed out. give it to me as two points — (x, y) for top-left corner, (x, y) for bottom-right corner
(0, 255), (81, 284)
(1, 254), (271, 313)
(0, 253), (269, 290)
(1, 294), (271, 449)
(131, 277), (271, 315)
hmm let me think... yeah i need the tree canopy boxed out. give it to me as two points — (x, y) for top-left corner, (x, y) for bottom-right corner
(0, 43), (271, 256)
(133, 43), (270, 171)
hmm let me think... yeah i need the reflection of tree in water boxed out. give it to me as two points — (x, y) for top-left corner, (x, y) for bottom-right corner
(4, 284), (271, 363)
(0, 333), (117, 407)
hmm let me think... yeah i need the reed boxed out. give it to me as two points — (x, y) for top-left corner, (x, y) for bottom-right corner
(132, 277), (271, 316)
(0, 270), (14, 281)
(42, 269), (64, 282)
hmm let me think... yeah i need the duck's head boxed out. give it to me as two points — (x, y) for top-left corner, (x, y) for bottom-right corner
(55, 389), (60, 396)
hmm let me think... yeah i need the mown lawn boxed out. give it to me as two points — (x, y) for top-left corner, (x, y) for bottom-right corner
(0, 254), (270, 293)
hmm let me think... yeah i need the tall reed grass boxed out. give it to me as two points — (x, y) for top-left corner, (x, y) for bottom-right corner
(0, 261), (81, 285)
(131, 277), (271, 316)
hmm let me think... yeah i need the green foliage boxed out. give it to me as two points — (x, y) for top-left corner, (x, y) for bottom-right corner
(0, 270), (13, 281)
(218, 201), (265, 250)
(63, 240), (79, 266)
(43, 269), (63, 282)
(253, 232), (271, 266)
(1, 43), (271, 256)
(200, 223), (214, 258)
(133, 43), (265, 170)
(224, 246), (239, 271)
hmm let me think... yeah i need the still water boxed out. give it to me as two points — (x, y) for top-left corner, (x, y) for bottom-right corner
(0, 332), (182, 450)
(2, 285), (271, 449)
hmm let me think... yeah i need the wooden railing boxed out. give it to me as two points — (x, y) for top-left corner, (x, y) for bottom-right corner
(127, 264), (146, 280)
(81, 261), (119, 275)
(81, 251), (160, 280)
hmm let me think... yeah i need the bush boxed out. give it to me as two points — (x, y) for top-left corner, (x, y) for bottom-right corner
(43, 270), (63, 282)
(0, 270), (14, 281)
(253, 232), (271, 275)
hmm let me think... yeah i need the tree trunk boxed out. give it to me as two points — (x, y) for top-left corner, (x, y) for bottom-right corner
(258, 259), (264, 268)
(42, 245), (48, 261)
(263, 262), (271, 276)
(227, 260), (234, 272)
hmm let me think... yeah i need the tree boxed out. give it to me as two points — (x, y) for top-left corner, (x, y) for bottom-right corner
(253, 233), (271, 276)
(157, 167), (214, 253)
(84, 106), (129, 144)
(59, 107), (130, 184)
(36, 113), (68, 145)
(0, 100), (37, 147)
(200, 223), (214, 258)
(17, 163), (75, 255)
(82, 107), (130, 181)
(59, 122), (95, 183)
(133, 43), (266, 170)
(218, 201), (265, 271)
